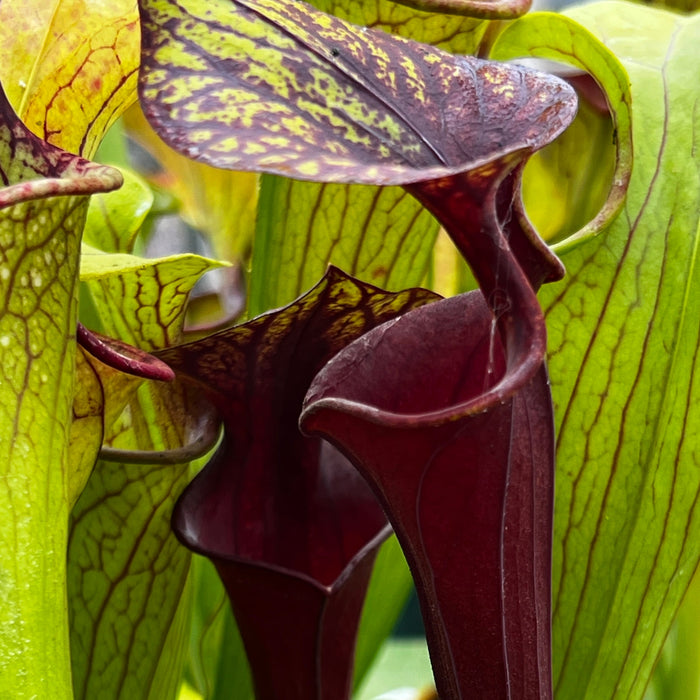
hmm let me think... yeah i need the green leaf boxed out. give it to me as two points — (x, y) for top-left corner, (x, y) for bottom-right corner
(497, 5), (699, 698)
(184, 556), (254, 700)
(646, 567), (700, 700)
(655, 0), (700, 10)
(0, 84), (122, 699)
(83, 166), (154, 253)
(355, 637), (434, 700)
(489, 8), (633, 250)
(309, 0), (488, 51)
(68, 369), (221, 700)
(520, 85), (616, 244)
(69, 214), (226, 698)
(390, 0), (528, 19)
(249, 178), (439, 315)
(352, 536), (415, 691)
(68, 392), (201, 700)
(80, 245), (227, 349)
(67, 349), (107, 508)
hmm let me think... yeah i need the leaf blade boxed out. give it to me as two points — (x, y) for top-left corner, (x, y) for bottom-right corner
(522, 6), (700, 698)
(0, 84), (121, 699)
(138, 0), (576, 184)
(490, 9), (633, 249)
(0, 0), (140, 156)
(69, 189), (224, 698)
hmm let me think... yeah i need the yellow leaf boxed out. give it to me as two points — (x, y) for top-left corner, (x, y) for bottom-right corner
(0, 0), (140, 156)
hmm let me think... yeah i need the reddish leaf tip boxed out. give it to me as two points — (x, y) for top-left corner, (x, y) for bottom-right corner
(77, 323), (176, 382)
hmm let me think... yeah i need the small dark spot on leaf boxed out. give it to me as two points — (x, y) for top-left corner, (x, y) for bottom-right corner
(330, 48), (340, 58)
